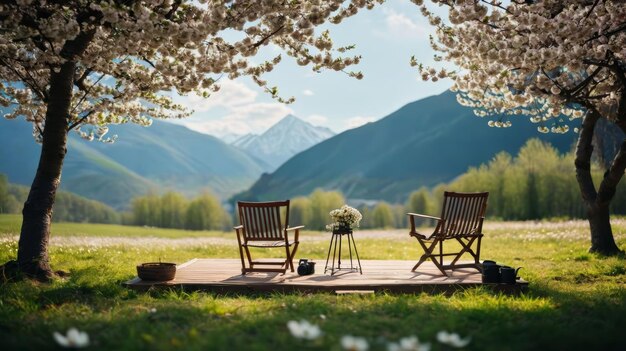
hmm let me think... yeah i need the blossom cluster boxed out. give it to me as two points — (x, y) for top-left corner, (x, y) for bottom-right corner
(328, 204), (363, 229)
(0, 0), (383, 143)
(413, 0), (626, 134)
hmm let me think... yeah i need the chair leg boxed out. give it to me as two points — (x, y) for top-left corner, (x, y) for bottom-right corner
(431, 257), (448, 277)
(451, 236), (479, 266)
(413, 238), (448, 276)
(411, 255), (429, 272)
(412, 238), (434, 271)
(475, 236), (483, 265)
(288, 242), (299, 272)
(283, 245), (291, 274)
(237, 244), (246, 275)
(243, 245), (254, 272)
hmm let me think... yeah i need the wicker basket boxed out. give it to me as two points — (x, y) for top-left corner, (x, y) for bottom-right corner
(137, 262), (176, 281)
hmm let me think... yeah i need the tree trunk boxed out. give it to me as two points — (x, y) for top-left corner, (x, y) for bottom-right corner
(575, 111), (624, 256)
(3, 29), (97, 281)
(16, 61), (75, 280)
(587, 204), (619, 255)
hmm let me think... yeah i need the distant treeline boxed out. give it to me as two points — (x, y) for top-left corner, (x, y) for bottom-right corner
(5, 139), (625, 230)
(129, 189), (410, 231)
(437, 139), (626, 220)
(289, 189), (407, 230)
(0, 174), (121, 223)
(131, 192), (232, 230)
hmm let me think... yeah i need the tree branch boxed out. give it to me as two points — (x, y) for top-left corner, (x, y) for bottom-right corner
(570, 64), (604, 97)
(252, 25), (285, 48)
(165, 0), (182, 20)
(0, 58), (47, 102)
(68, 110), (95, 131)
(71, 69), (103, 114)
(583, 0), (601, 22)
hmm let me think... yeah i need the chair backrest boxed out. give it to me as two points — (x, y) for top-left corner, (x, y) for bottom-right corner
(438, 191), (489, 237)
(237, 200), (290, 241)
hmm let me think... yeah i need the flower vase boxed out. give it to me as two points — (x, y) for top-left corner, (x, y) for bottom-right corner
(333, 224), (352, 234)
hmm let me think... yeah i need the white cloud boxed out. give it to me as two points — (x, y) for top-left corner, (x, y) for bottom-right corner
(171, 80), (293, 137)
(302, 89), (314, 96)
(375, 8), (430, 39)
(387, 12), (419, 32)
(181, 80), (256, 112)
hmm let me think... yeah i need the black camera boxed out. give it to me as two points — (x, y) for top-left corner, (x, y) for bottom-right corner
(297, 259), (316, 276)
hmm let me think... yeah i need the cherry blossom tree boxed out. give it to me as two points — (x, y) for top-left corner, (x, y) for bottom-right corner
(0, 0), (381, 280)
(415, 0), (625, 255)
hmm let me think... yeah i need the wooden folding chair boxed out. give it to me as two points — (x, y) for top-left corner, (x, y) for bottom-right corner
(234, 200), (303, 275)
(408, 191), (488, 276)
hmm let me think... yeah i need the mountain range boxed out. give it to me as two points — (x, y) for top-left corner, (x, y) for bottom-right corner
(238, 90), (577, 203)
(231, 115), (335, 171)
(0, 117), (265, 209)
(2, 91), (579, 209)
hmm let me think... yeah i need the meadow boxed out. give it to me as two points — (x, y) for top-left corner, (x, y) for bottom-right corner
(0, 214), (625, 351)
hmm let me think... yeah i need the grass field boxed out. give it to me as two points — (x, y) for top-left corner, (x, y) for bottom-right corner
(0, 214), (625, 350)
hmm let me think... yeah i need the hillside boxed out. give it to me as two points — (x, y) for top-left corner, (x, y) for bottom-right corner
(232, 115), (335, 171)
(0, 117), (265, 208)
(1, 176), (120, 224)
(240, 91), (577, 203)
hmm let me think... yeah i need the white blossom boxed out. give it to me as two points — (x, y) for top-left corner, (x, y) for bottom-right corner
(53, 328), (90, 348)
(341, 335), (369, 351)
(436, 331), (471, 348)
(287, 320), (322, 340)
(387, 336), (430, 351)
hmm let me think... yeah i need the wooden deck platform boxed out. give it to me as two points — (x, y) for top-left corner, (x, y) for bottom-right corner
(124, 259), (528, 295)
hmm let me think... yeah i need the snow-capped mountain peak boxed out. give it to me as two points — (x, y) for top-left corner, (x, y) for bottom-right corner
(232, 115), (335, 171)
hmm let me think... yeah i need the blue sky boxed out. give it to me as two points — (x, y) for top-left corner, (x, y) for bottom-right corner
(171, 1), (451, 138)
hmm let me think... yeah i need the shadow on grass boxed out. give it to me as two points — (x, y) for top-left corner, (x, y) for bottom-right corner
(1, 246), (625, 351)
(1, 277), (625, 351)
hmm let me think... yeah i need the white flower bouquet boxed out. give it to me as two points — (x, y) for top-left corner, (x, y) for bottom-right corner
(326, 205), (362, 231)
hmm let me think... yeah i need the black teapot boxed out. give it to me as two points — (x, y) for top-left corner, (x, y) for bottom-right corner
(481, 260), (501, 283)
(297, 259), (316, 276)
(500, 266), (522, 284)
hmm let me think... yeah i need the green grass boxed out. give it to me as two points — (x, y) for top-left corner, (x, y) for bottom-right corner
(0, 214), (231, 239)
(0, 214), (625, 351)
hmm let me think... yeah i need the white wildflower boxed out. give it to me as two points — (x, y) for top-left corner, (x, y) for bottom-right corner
(436, 331), (471, 348)
(341, 335), (369, 351)
(53, 328), (90, 348)
(388, 336), (430, 351)
(287, 320), (322, 340)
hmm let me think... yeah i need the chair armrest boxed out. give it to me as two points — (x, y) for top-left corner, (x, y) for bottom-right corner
(407, 213), (441, 221)
(234, 225), (244, 246)
(285, 225), (303, 242)
(407, 213), (442, 239)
